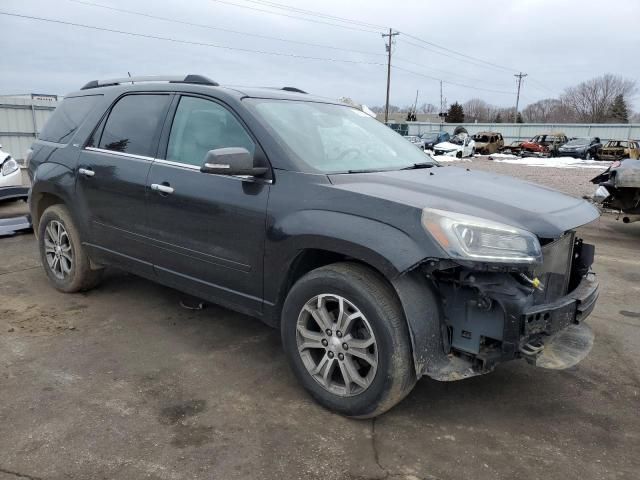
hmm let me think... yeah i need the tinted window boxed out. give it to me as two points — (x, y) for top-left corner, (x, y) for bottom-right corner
(99, 94), (169, 157)
(39, 95), (101, 144)
(167, 96), (255, 166)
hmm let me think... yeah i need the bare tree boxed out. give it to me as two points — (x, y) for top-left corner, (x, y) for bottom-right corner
(521, 98), (575, 123)
(419, 102), (438, 114)
(463, 98), (491, 122)
(560, 74), (636, 123)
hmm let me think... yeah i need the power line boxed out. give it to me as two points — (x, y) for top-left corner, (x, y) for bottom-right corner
(238, 0), (386, 30)
(209, 0), (380, 33)
(67, 0), (384, 57)
(399, 32), (519, 73)
(0, 10), (538, 102)
(69, 0), (517, 91)
(393, 56), (514, 89)
(223, 0), (520, 75)
(0, 11), (387, 66)
(392, 65), (517, 96)
(526, 77), (556, 96)
(398, 38), (515, 75)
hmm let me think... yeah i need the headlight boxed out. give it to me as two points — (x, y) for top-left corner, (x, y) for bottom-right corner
(421, 208), (542, 264)
(1, 157), (19, 176)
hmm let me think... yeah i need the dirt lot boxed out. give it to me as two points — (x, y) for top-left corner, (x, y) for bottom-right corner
(1, 163), (639, 480)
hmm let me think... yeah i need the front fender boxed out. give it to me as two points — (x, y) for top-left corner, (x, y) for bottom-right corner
(269, 209), (431, 272)
(264, 209), (442, 310)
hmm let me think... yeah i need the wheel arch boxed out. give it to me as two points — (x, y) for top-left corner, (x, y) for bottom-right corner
(29, 162), (78, 236)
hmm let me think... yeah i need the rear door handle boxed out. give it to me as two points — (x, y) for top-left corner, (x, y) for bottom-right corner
(78, 168), (95, 177)
(150, 183), (174, 195)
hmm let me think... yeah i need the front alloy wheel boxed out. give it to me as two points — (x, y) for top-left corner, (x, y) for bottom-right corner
(296, 294), (378, 397)
(281, 262), (416, 418)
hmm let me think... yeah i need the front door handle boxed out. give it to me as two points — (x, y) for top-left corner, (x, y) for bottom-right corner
(78, 168), (95, 177)
(150, 183), (174, 195)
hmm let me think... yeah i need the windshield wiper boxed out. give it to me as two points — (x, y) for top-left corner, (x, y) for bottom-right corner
(346, 168), (385, 174)
(400, 162), (436, 170)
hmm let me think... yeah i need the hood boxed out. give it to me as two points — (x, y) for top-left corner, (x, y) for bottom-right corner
(328, 166), (599, 239)
(434, 141), (461, 151)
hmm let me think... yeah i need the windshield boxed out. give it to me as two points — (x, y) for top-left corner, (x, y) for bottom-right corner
(473, 135), (490, 143)
(565, 138), (589, 146)
(246, 100), (434, 173)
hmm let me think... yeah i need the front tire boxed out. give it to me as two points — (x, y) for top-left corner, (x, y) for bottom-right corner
(281, 262), (416, 418)
(38, 204), (103, 293)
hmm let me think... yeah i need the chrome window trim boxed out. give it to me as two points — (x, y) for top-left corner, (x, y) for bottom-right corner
(84, 147), (272, 183)
(153, 158), (272, 184)
(153, 158), (200, 171)
(84, 146), (154, 162)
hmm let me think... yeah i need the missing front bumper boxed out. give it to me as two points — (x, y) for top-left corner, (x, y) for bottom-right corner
(530, 322), (594, 370)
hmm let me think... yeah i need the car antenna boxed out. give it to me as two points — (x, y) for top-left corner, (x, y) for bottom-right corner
(127, 71), (133, 85)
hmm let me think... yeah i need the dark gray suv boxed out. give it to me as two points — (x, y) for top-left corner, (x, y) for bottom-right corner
(28, 75), (600, 417)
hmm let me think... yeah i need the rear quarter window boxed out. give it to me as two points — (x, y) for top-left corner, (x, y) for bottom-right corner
(38, 95), (101, 144)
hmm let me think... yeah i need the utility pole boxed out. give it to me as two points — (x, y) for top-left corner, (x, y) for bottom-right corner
(382, 28), (399, 124)
(513, 72), (527, 123)
(440, 80), (443, 126)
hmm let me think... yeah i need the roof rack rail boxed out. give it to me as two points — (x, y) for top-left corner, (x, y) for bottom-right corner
(80, 74), (219, 90)
(281, 87), (307, 94)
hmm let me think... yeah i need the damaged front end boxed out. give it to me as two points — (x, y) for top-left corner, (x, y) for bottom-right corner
(397, 209), (599, 382)
(591, 159), (640, 221)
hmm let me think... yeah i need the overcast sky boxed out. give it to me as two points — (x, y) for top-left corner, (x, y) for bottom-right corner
(2, 0), (639, 111)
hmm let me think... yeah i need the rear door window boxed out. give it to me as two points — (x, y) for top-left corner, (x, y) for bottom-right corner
(166, 96), (255, 167)
(98, 94), (170, 157)
(38, 95), (101, 144)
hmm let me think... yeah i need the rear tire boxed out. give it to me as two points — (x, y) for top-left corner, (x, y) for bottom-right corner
(38, 204), (103, 293)
(281, 262), (416, 418)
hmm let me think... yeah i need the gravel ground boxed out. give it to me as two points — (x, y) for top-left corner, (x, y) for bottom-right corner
(441, 156), (609, 199)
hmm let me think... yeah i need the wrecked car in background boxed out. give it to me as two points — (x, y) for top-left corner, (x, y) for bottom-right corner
(433, 133), (475, 157)
(406, 135), (426, 150)
(592, 158), (640, 223)
(0, 145), (28, 201)
(597, 140), (640, 161)
(28, 75), (601, 418)
(558, 137), (601, 160)
(473, 131), (504, 155)
(520, 133), (568, 157)
(501, 140), (524, 155)
(420, 131), (450, 151)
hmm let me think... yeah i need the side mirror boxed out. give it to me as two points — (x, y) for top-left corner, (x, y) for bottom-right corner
(200, 147), (267, 177)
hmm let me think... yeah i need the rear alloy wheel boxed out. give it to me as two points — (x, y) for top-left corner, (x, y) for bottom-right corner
(38, 204), (103, 293)
(281, 262), (416, 418)
(43, 220), (73, 280)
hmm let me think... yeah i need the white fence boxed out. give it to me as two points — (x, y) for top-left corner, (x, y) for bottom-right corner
(406, 122), (640, 143)
(0, 94), (60, 161)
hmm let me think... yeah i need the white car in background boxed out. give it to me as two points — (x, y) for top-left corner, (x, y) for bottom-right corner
(0, 145), (27, 200)
(433, 133), (476, 158)
(405, 135), (426, 150)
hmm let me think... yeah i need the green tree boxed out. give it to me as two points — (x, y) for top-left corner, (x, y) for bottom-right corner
(516, 112), (524, 123)
(494, 112), (503, 123)
(609, 94), (629, 123)
(446, 102), (465, 123)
